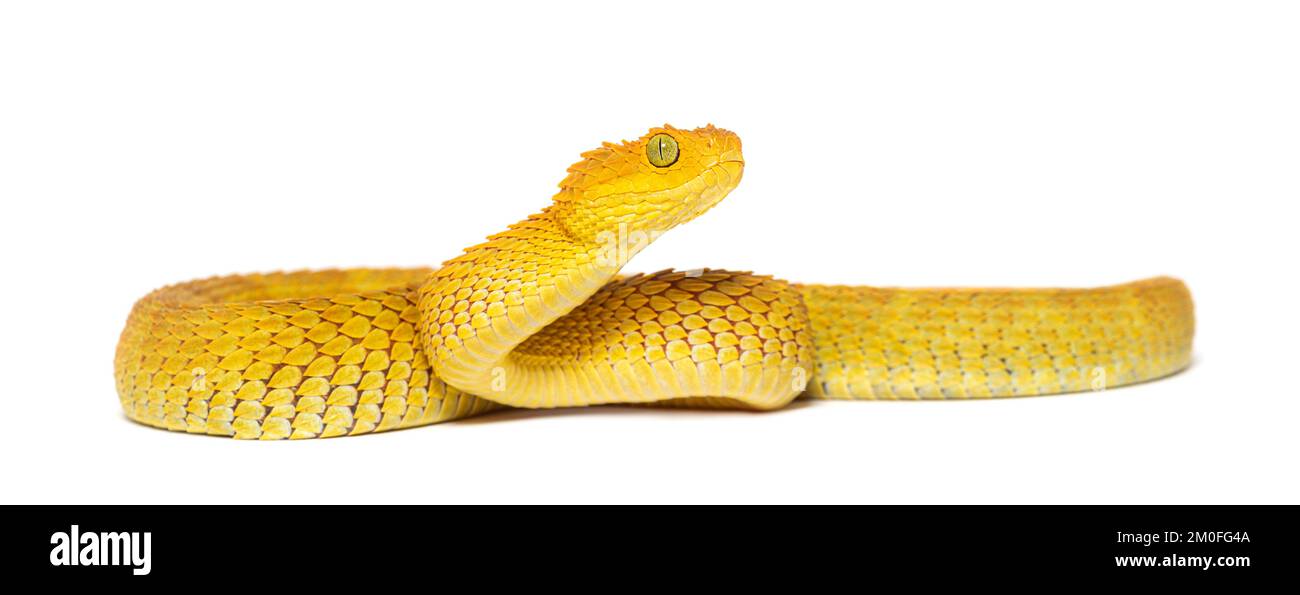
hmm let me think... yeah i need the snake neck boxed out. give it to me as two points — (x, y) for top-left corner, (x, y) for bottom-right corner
(417, 209), (634, 405)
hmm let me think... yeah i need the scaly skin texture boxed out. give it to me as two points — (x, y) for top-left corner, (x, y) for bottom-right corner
(801, 279), (1193, 399)
(113, 125), (1195, 439)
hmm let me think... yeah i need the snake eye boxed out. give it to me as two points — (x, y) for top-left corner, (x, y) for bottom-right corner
(646, 133), (680, 167)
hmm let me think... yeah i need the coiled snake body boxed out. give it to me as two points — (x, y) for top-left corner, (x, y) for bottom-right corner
(114, 125), (1195, 439)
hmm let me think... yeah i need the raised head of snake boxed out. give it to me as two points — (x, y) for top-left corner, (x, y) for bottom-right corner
(549, 124), (745, 246)
(417, 124), (814, 409)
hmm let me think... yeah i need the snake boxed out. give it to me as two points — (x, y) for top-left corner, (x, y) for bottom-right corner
(114, 125), (1196, 439)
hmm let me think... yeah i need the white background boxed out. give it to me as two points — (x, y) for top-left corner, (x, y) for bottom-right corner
(1, 1), (1296, 504)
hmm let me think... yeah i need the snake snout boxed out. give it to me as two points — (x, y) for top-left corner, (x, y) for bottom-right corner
(707, 127), (744, 164)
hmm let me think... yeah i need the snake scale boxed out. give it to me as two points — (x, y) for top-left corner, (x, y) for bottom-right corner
(114, 125), (1195, 439)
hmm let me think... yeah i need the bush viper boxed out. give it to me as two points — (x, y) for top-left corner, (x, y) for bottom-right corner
(114, 125), (1195, 439)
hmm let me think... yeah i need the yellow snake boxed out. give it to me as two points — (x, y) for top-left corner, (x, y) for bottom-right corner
(114, 125), (1195, 439)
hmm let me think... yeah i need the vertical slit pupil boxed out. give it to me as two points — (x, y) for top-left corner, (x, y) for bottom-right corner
(649, 134), (677, 167)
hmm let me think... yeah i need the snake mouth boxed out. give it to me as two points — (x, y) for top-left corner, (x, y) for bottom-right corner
(716, 154), (744, 179)
(719, 146), (744, 166)
(679, 159), (743, 217)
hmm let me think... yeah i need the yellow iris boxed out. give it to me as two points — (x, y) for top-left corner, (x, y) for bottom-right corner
(646, 133), (679, 167)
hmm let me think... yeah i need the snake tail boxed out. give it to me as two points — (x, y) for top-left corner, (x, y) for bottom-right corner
(800, 277), (1194, 399)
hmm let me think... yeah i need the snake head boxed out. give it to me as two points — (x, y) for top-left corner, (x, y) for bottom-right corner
(552, 124), (744, 243)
